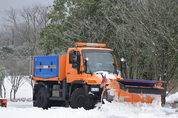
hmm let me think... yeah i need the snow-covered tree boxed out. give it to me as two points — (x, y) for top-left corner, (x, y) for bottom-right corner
(0, 65), (7, 98)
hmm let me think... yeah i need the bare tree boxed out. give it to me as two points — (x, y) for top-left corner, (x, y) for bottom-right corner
(0, 25), (26, 46)
(6, 59), (28, 100)
(4, 4), (51, 56)
(8, 75), (24, 100)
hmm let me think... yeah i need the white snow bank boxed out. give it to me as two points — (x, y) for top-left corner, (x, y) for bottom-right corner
(95, 71), (117, 80)
(166, 92), (178, 103)
(0, 101), (177, 118)
(2, 77), (32, 99)
(1, 77), (178, 118)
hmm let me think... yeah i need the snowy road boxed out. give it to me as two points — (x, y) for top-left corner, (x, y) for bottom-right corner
(1, 78), (178, 118)
(0, 101), (177, 118)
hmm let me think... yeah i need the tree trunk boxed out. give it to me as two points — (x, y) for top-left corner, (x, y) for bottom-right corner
(14, 90), (17, 100)
(161, 83), (167, 106)
(161, 95), (166, 106)
(0, 85), (2, 98)
(3, 84), (6, 98)
(10, 89), (13, 101)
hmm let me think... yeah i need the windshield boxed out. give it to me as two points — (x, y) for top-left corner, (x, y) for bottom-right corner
(82, 50), (118, 74)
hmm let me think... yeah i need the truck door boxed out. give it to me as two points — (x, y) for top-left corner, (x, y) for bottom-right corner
(66, 50), (83, 83)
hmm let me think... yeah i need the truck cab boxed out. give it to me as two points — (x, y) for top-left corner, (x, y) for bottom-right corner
(66, 45), (120, 84)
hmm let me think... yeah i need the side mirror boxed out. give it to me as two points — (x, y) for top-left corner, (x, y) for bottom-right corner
(120, 57), (126, 72)
(69, 51), (77, 68)
(69, 51), (77, 64)
(69, 51), (81, 74)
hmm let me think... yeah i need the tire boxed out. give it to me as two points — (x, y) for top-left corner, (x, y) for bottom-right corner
(33, 101), (37, 107)
(36, 87), (49, 109)
(70, 88), (95, 110)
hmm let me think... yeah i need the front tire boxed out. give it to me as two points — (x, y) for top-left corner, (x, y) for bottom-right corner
(36, 87), (49, 109)
(70, 88), (94, 110)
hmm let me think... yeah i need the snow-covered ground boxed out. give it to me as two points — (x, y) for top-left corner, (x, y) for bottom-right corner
(0, 78), (178, 118)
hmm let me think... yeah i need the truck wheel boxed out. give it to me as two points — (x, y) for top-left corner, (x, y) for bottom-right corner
(33, 101), (37, 107)
(36, 87), (49, 109)
(70, 88), (95, 110)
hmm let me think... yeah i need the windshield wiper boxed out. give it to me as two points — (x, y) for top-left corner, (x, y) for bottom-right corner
(112, 63), (118, 75)
(87, 65), (93, 75)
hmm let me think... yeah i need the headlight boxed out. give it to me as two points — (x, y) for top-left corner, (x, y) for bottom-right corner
(91, 88), (99, 92)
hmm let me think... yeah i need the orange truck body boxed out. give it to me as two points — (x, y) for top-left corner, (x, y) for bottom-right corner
(32, 42), (166, 110)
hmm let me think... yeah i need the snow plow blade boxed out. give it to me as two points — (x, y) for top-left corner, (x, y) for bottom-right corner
(102, 79), (166, 103)
(0, 99), (7, 107)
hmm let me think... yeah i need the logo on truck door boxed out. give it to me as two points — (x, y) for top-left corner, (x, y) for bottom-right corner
(36, 65), (56, 69)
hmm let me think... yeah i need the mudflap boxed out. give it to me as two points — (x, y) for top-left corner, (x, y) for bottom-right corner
(0, 99), (7, 107)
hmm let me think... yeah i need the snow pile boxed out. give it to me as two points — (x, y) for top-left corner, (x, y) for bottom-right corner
(0, 100), (177, 118)
(166, 92), (178, 109)
(95, 71), (117, 80)
(166, 92), (178, 103)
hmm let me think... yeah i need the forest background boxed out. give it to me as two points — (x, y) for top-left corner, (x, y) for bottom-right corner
(0, 0), (177, 105)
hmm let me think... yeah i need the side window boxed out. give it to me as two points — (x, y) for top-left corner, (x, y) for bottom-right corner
(69, 51), (77, 64)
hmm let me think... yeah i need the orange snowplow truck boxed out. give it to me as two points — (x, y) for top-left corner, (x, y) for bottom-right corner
(32, 42), (166, 110)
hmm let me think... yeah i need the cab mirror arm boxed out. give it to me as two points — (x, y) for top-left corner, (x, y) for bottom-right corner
(76, 52), (81, 74)
(120, 57), (126, 72)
